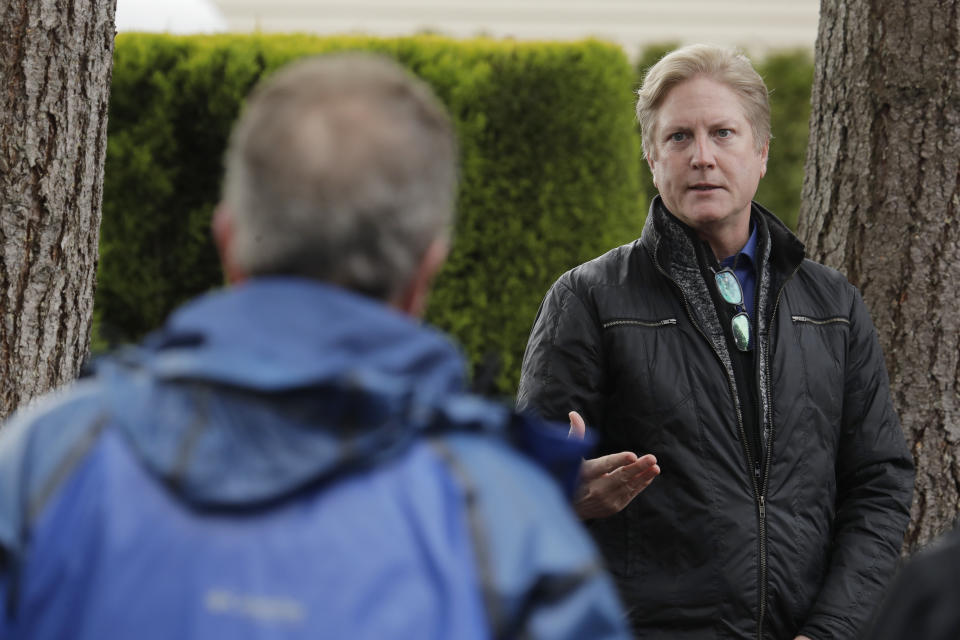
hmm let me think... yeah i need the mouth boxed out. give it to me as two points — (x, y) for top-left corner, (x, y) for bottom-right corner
(689, 183), (722, 192)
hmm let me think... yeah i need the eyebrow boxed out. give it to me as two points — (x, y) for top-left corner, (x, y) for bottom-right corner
(662, 121), (737, 134)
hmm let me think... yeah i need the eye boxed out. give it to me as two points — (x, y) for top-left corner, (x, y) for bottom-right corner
(669, 132), (687, 143)
(716, 128), (733, 138)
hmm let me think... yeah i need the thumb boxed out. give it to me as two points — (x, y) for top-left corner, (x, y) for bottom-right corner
(568, 410), (586, 440)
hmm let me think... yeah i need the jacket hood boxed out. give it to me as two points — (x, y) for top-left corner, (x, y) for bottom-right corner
(94, 278), (590, 508)
(132, 277), (467, 396)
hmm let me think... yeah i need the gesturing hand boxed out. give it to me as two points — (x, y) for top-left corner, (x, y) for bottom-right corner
(568, 411), (660, 520)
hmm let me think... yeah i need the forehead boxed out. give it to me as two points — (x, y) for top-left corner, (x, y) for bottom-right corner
(657, 76), (749, 128)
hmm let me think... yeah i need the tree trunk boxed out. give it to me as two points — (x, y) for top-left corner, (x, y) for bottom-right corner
(0, 0), (116, 419)
(800, 0), (960, 551)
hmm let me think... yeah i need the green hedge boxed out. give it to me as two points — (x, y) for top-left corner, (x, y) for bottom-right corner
(98, 36), (813, 395)
(753, 49), (814, 230)
(633, 45), (814, 231)
(97, 34), (645, 395)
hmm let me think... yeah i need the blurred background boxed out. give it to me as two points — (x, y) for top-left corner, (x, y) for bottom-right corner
(103, 0), (819, 397)
(115, 0), (820, 58)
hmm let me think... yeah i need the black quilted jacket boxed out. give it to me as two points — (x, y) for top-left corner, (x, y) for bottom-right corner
(517, 198), (914, 640)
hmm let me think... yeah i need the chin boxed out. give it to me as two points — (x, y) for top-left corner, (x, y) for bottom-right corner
(677, 208), (732, 229)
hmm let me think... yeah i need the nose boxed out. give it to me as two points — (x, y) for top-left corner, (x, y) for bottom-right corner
(690, 136), (715, 169)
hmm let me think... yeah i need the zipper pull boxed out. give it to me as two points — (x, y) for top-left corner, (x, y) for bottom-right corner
(759, 496), (766, 520)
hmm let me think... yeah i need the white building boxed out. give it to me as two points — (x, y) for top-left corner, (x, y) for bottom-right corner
(116, 0), (228, 34)
(116, 0), (819, 59)
(211, 0), (819, 58)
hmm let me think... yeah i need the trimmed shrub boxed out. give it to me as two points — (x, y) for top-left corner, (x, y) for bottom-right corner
(633, 42), (680, 212)
(97, 34), (644, 396)
(755, 49), (814, 231)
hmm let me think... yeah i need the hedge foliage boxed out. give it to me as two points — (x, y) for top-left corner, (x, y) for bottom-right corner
(98, 35), (814, 396)
(97, 34), (645, 395)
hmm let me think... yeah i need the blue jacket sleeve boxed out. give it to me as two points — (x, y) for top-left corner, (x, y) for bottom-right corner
(0, 384), (111, 638)
(437, 433), (630, 639)
(0, 568), (8, 629)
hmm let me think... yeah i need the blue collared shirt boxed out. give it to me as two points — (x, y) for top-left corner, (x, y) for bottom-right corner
(720, 220), (759, 319)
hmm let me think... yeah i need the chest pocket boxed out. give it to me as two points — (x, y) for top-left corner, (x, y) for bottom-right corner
(790, 314), (849, 424)
(601, 316), (693, 449)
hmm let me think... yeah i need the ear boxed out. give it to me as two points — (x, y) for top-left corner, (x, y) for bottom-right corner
(759, 139), (770, 179)
(212, 203), (247, 284)
(646, 152), (659, 190)
(392, 237), (449, 318)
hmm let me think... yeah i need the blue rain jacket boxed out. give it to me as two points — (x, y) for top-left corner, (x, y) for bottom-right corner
(0, 278), (629, 639)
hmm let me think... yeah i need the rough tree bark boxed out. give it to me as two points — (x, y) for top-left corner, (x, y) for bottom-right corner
(800, 0), (960, 551)
(0, 0), (116, 419)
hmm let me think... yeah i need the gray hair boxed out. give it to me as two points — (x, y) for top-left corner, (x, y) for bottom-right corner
(636, 44), (771, 160)
(222, 54), (457, 301)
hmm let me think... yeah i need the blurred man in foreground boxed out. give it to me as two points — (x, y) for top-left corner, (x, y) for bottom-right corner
(860, 525), (960, 640)
(0, 54), (629, 639)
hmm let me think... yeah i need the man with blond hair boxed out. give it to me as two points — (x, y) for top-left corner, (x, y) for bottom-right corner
(518, 44), (914, 639)
(0, 54), (630, 639)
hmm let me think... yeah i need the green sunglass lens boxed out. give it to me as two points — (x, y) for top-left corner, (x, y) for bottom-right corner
(731, 312), (750, 351)
(715, 271), (743, 305)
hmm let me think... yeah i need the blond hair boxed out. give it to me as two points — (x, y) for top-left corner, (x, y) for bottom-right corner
(636, 44), (771, 159)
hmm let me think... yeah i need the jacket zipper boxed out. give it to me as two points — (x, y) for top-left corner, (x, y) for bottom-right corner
(755, 261), (802, 640)
(791, 315), (849, 326)
(651, 259), (761, 521)
(655, 251), (801, 640)
(602, 318), (678, 329)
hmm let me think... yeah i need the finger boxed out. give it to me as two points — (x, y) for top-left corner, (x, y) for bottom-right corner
(629, 471), (659, 495)
(610, 462), (661, 494)
(581, 451), (639, 480)
(567, 410), (586, 440)
(585, 467), (658, 514)
(621, 464), (661, 483)
(616, 454), (659, 475)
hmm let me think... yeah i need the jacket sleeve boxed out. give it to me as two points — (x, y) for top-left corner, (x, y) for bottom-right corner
(0, 571), (10, 638)
(799, 288), (915, 640)
(516, 276), (607, 429)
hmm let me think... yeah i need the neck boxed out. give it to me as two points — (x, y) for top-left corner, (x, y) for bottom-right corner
(703, 235), (746, 262)
(698, 217), (751, 262)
